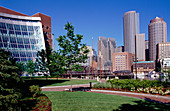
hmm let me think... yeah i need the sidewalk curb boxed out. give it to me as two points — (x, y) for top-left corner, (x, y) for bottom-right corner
(91, 89), (170, 99)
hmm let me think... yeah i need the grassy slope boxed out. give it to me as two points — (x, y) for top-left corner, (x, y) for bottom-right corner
(43, 91), (146, 111)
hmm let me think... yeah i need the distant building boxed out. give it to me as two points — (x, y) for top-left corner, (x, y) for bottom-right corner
(112, 52), (135, 72)
(115, 46), (124, 53)
(133, 61), (155, 74)
(157, 42), (170, 70)
(82, 46), (98, 70)
(0, 6), (49, 62)
(123, 11), (139, 54)
(98, 36), (116, 70)
(149, 17), (167, 61)
(135, 33), (145, 61)
(145, 40), (149, 61)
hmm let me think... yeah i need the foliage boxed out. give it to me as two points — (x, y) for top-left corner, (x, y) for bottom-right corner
(48, 51), (66, 77)
(29, 85), (41, 98)
(16, 62), (25, 76)
(56, 22), (89, 73)
(0, 49), (26, 110)
(25, 60), (37, 76)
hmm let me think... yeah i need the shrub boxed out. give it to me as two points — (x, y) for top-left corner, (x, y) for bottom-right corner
(137, 88), (143, 92)
(143, 88), (150, 93)
(29, 85), (41, 98)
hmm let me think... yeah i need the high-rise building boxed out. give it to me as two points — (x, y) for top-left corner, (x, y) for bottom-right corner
(135, 33), (145, 61)
(98, 36), (116, 70)
(123, 11), (139, 54)
(0, 6), (51, 62)
(145, 40), (149, 61)
(149, 17), (167, 61)
(112, 52), (135, 72)
(115, 46), (124, 53)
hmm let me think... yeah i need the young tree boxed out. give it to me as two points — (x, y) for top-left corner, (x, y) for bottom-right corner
(56, 22), (89, 91)
(25, 60), (37, 77)
(16, 62), (25, 76)
(36, 49), (49, 79)
(0, 49), (25, 110)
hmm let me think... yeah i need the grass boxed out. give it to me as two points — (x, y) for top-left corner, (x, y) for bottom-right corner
(24, 78), (97, 87)
(42, 91), (169, 111)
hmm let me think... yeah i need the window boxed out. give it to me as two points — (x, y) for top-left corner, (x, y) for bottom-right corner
(14, 25), (20, 31)
(6, 24), (14, 30)
(28, 26), (34, 31)
(20, 51), (26, 57)
(21, 25), (27, 31)
(0, 23), (6, 29)
(23, 38), (30, 44)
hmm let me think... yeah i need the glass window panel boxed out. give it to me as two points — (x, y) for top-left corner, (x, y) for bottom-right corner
(3, 43), (7, 47)
(0, 22), (6, 29)
(14, 25), (20, 31)
(0, 43), (3, 47)
(26, 52), (32, 57)
(29, 32), (34, 37)
(28, 26), (34, 31)
(15, 31), (22, 36)
(12, 51), (19, 57)
(11, 44), (17, 48)
(17, 38), (23, 44)
(6, 24), (14, 30)
(0, 36), (2, 42)
(10, 37), (16, 43)
(23, 38), (30, 44)
(34, 26), (40, 32)
(18, 44), (24, 48)
(30, 39), (36, 44)
(20, 51), (26, 57)
(16, 58), (20, 62)
(31, 45), (35, 50)
(9, 30), (15, 35)
(0, 29), (7, 35)
(22, 32), (28, 36)
(25, 45), (31, 50)
(33, 52), (37, 57)
(21, 25), (27, 31)
(2, 36), (9, 42)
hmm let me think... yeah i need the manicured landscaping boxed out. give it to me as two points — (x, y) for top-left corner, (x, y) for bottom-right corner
(93, 79), (170, 96)
(43, 91), (169, 111)
(24, 78), (97, 87)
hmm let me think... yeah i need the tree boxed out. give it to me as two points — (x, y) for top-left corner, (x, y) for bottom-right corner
(48, 51), (66, 79)
(16, 62), (25, 76)
(36, 49), (49, 79)
(0, 49), (25, 110)
(25, 60), (37, 77)
(56, 22), (89, 91)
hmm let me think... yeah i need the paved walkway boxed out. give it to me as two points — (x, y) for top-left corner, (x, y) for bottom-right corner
(41, 84), (170, 104)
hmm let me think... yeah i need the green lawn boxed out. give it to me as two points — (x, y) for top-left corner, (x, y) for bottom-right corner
(42, 91), (169, 111)
(24, 79), (97, 87)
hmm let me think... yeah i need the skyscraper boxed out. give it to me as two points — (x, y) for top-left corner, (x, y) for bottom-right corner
(123, 11), (139, 54)
(135, 33), (145, 61)
(149, 17), (167, 61)
(98, 36), (116, 70)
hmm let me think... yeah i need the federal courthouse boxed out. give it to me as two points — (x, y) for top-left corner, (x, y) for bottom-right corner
(0, 6), (53, 62)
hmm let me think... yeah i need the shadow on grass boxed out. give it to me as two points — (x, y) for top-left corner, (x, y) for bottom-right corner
(24, 79), (69, 87)
(113, 98), (170, 111)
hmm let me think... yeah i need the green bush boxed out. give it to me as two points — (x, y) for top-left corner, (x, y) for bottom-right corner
(29, 85), (41, 98)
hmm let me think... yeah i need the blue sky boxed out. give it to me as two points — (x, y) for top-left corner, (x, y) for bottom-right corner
(0, 0), (170, 52)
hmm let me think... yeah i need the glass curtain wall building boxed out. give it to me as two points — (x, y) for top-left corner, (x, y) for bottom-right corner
(0, 12), (45, 62)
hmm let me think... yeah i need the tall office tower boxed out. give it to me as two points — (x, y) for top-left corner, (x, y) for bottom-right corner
(123, 11), (139, 54)
(135, 33), (145, 61)
(145, 40), (149, 61)
(149, 17), (167, 61)
(0, 6), (50, 62)
(98, 36), (116, 70)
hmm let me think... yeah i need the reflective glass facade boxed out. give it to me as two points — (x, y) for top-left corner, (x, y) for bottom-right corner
(0, 13), (45, 62)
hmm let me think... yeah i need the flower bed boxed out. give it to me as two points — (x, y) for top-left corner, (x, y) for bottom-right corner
(32, 95), (51, 111)
(93, 79), (170, 96)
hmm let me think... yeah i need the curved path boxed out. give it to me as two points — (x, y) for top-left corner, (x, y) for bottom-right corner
(41, 84), (170, 104)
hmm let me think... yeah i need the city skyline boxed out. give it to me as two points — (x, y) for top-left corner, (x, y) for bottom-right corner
(0, 0), (170, 52)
